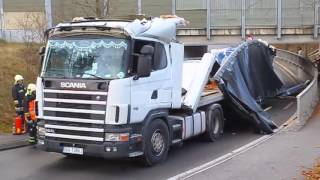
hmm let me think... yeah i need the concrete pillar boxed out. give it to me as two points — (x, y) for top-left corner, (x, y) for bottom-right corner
(277, 0), (282, 39)
(241, 0), (246, 40)
(206, 0), (211, 40)
(314, 0), (319, 39)
(45, 0), (53, 28)
(172, 0), (176, 15)
(137, 0), (142, 14)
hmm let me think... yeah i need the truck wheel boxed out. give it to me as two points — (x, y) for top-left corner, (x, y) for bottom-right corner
(204, 106), (224, 142)
(142, 119), (170, 166)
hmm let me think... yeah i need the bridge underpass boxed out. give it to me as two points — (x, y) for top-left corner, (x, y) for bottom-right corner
(178, 28), (320, 46)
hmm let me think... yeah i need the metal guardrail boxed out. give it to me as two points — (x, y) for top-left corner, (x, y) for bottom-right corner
(275, 49), (319, 130)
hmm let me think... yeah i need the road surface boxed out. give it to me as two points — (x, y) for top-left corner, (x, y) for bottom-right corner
(0, 98), (296, 180)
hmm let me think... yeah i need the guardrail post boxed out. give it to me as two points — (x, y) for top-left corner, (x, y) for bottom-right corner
(137, 0), (142, 14)
(206, 0), (211, 40)
(45, 0), (53, 28)
(241, 0), (246, 40)
(172, 0), (176, 15)
(277, 0), (282, 39)
(314, 0), (319, 39)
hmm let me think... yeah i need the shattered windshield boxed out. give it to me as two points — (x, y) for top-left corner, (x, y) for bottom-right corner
(43, 36), (129, 79)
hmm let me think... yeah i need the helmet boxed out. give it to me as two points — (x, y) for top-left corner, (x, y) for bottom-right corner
(26, 83), (36, 96)
(14, 75), (24, 84)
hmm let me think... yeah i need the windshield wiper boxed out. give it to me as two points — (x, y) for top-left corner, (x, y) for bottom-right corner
(81, 73), (109, 80)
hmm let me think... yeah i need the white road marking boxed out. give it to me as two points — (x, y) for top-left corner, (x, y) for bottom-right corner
(167, 134), (274, 180)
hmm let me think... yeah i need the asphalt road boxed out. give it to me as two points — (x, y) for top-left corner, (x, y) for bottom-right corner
(0, 98), (296, 180)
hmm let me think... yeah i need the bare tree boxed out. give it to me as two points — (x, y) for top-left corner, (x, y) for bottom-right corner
(15, 12), (47, 45)
(96, 0), (102, 17)
(15, 12), (46, 73)
(71, 0), (102, 17)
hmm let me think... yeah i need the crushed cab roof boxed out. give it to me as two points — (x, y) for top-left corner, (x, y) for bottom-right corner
(54, 16), (187, 43)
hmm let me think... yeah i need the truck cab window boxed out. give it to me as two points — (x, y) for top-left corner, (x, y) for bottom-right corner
(153, 43), (167, 70)
(132, 40), (167, 74)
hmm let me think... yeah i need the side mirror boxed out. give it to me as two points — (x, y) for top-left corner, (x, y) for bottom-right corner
(134, 45), (154, 80)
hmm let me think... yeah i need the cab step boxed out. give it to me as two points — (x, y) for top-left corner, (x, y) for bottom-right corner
(172, 138), (182, 144)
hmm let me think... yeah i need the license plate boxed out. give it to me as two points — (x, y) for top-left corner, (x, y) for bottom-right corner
(63, 147), (83, 155)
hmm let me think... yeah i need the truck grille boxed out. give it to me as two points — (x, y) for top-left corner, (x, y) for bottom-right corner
(42, 89), (107, 143)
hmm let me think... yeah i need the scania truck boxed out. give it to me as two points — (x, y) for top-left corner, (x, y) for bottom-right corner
(36, 16), (225, 166)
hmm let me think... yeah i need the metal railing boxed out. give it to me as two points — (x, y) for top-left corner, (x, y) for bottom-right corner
(206, 0), (319, 40)
(0, 0), (319, 42)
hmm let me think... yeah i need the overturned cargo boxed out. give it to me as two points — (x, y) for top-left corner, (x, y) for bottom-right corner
(213, 40), (314, 133)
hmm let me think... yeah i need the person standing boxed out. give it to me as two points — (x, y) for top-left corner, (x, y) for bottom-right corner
(24, 83), (37, 144)
(12, 75), (26, 134)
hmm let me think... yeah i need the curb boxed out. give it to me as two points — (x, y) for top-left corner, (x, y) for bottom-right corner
(0, 139), (30, 151)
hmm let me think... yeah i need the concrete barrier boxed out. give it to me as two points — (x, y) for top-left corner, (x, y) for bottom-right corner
(275, 49), (319, 130)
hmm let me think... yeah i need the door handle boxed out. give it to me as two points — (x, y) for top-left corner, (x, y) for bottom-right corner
(151, 90), (158, 99)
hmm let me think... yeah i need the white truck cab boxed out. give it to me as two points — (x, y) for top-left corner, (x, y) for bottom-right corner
(36, 16), (224, 166)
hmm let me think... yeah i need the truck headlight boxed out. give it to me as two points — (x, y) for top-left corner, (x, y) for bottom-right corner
(105, 133), (129, 142)
(38, 127), (45, 136)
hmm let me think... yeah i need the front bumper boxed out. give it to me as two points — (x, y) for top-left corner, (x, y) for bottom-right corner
(37, 139), (140, 158)
(37, 121), (144, 158)
(36, 119), (144, 158)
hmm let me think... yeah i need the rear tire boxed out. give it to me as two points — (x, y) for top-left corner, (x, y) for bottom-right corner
(142, 119), (170, 167)
(204, 106), (224, 142)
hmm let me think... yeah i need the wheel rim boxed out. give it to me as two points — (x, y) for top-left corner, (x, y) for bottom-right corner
(151, 129), (165, 156)
(213, 116), (220, 134)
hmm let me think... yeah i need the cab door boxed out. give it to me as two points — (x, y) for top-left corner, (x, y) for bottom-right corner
(130, 40), (172, 123)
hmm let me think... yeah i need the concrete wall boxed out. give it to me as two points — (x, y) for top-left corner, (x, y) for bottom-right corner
(108, 0), (137, 17)
(176, 10), (207, 28)
(275, 49), (319, 131)
(3, 12), (45, 29)
(52, 0), (99, 25)
(142, 0), (171, 17)
(0, 0), (319, 44)
(3, 0), (44, 12)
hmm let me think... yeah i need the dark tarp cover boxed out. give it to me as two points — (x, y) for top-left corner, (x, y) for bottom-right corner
(214, 40), (282, 133)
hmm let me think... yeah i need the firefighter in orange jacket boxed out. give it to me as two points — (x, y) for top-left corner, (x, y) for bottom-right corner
(12, 75), (26, 133)
(24, 84), (37, 144)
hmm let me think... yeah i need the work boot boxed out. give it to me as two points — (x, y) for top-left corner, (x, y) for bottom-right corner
(28, 137), (36, 144)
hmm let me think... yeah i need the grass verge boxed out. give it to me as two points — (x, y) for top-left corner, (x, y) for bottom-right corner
(0, 42), (40, 133)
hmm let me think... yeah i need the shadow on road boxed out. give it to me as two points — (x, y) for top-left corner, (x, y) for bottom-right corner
(31, 119), (262, 180)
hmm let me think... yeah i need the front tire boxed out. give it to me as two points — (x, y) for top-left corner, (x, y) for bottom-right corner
(142, 119), (170, 166)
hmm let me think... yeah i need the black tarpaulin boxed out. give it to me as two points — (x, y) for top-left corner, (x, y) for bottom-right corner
(214, 40), (282, 133)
